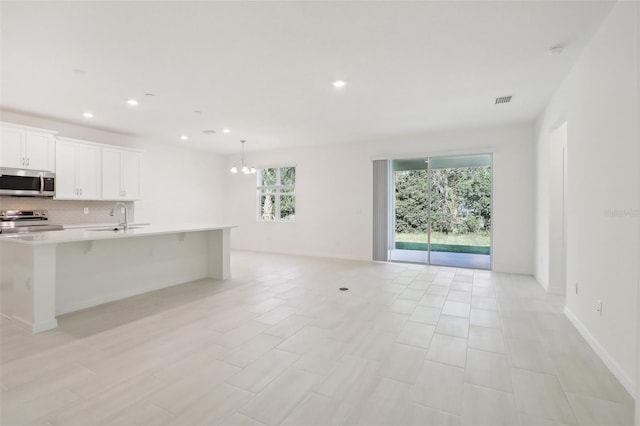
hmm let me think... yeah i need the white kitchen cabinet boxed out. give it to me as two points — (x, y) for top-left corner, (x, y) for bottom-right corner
(121, 150), (141, 199)
(0, 126), (24, 168)
(55, 138), (101, 199)
(102, 148), (141, 200)
(0, 123), (56, 171)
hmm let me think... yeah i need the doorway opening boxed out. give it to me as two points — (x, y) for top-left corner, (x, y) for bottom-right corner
(548, 122), (567, 294)
(389, 154), (492, 269)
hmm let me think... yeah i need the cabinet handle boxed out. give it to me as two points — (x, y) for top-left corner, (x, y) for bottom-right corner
(80, 188), (83, 196)
(26, 157), (30, 166)
(123, 190), (126, 197)
(21, 157), (25, 166)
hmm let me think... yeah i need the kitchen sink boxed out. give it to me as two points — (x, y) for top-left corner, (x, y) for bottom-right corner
(89, 226), (146, 232)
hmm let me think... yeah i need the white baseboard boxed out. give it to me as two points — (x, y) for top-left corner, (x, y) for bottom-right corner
(32, 318), (58, 333)
(8, 315), (57, 334)
(564, 306), (636, 398)
(231, 247), (370, 263)
(10, 315), (34, 332)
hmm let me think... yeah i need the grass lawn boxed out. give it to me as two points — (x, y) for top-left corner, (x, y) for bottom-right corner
(396, 231), (490, 247)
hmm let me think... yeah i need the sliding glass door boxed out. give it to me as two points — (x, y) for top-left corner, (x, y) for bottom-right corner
(391, 158), (430, 263)
(390, 154), (492, 269)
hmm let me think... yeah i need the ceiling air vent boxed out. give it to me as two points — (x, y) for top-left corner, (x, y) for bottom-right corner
(202, 129), (216, 135)
(495, 95), (512, 105)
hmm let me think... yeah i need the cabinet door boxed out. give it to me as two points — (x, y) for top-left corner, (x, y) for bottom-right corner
(102, 148), (122, 199)
(121, 151), (141, 200)
(55, 140), (78, 198)
(76, 144), (101, 199)
(0, 126), (25, 168)
(24, 132), (53, 171)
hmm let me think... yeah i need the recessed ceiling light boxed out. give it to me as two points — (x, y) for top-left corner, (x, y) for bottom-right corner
(332, 80), (347, 88)
(222, 128), (230, 134)
(180, 135), (188, 140)
(127, 99), (139, 106)
(202, 129), (216, 135)
(82, 112), (94, 118)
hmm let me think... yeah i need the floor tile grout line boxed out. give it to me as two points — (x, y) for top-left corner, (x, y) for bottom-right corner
(411, 400), (463, 420)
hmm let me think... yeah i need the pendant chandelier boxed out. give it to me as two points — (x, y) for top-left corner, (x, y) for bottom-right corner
(230, 140), (256, 174)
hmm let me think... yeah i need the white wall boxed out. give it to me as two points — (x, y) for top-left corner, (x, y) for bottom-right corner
(534, 0), (639, 396)
(0, 110), (227, 225)
(636, 2), (640, 422)
(225, 123), (535, 274)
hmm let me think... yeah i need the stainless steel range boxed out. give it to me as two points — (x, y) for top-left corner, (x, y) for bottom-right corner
(0, 210), (63, 234)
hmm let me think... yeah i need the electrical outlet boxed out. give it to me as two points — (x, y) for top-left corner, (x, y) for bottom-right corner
(596, 299), (602, 315)
(83, 207), (89, 215)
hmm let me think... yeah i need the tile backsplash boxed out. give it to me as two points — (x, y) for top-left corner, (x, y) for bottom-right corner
(0, 197), (135, 226)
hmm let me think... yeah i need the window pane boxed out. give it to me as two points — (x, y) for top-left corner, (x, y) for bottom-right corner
(281, 167), (295, 185)
(260, 191), (276, 221)
(280, 195), (295, 221)
(261, 168), (277, 186)
(281, 188), (295, 194)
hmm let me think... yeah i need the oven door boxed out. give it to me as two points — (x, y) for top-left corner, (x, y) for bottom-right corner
(0, 168), (55, 197)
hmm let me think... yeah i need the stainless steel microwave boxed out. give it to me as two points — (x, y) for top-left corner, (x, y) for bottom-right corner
(0, 167), (55, 197)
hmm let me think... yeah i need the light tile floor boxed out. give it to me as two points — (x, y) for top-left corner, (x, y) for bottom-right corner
(0, 250), (634, 425)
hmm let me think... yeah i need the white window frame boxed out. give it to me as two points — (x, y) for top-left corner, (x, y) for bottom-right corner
(257, 166), (296, 222)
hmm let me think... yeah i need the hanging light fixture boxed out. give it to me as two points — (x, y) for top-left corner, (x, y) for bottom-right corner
(230, 140), (256, 174)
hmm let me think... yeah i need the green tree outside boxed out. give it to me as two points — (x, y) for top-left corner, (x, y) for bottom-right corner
(395, 166), (491, 247)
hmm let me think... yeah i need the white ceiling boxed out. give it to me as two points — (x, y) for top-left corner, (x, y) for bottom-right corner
(1, 1), (613, 155)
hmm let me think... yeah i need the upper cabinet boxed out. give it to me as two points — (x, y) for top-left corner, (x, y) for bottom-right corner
(0, 122), (56, 171)
(102, 148), (141, 200)
(55, 138), (101, 200)
(55, 137), (142, 201)
(0, 122), (143, 201)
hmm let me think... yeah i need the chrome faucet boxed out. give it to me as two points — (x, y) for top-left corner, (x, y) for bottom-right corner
(109, 202), (129, 230)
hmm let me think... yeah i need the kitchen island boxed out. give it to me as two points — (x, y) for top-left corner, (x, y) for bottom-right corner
(0, 224), (236, 333)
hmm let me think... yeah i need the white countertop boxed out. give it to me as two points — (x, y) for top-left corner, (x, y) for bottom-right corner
(62, 222), (152, 230)
(0, 224), (237, 245)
